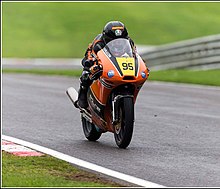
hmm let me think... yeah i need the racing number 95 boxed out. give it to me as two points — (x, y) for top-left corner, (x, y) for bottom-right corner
(122, 62), (134, 70)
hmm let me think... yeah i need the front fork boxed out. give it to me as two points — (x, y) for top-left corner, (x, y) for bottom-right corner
(112, 95), (133, 125)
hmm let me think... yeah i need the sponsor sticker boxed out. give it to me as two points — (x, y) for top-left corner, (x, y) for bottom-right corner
(115, 29), (122, 36)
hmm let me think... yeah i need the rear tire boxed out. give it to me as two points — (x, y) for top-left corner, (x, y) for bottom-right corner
(81, 116), (102, 141)
(114, 97), (134, 149)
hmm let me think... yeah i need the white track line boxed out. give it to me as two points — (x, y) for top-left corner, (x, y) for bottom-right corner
(2, 135), (164, 188)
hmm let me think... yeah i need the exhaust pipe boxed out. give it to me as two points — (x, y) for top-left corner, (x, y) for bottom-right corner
(66, 87), (78, 106)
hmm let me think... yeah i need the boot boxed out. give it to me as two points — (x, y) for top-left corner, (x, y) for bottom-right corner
(77, 86), (88, 109)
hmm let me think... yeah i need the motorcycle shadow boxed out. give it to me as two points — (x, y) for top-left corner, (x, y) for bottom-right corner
(74, 138), (135, 152)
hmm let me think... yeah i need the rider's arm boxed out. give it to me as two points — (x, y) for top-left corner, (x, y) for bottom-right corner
(81, 34), (104, 69)
(81, 43), (95, 70)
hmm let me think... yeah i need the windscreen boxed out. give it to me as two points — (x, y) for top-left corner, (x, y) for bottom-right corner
(105, 38), (133, 57)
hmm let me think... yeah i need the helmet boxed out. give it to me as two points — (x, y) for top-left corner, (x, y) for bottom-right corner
(102, 21), (128, 44)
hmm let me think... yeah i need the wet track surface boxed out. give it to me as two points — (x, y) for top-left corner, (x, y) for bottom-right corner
(2, 73), (220, 187)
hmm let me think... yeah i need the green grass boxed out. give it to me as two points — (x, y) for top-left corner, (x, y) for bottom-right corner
(2, 151), (122, 187)
(3, 68), (220, 86)
(148, 69), (220, 86)
(3, 2), (220, 58)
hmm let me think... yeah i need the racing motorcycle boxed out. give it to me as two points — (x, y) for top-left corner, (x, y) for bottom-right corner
(66, 38), (149, 148)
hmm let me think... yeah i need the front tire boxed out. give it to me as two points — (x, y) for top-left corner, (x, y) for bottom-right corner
(81, 116), (102, 141)
(114, 97), (134, 149)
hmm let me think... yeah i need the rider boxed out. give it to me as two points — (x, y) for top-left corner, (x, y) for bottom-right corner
(76, 21), (136, 109)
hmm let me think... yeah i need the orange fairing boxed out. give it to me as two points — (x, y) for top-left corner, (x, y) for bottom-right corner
(90, 48), (149, 106)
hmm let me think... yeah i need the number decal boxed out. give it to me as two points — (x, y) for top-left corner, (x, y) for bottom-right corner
(122, 62), (134, 70)
(116, 57), (135, 76)
(122, 63), (128, 70)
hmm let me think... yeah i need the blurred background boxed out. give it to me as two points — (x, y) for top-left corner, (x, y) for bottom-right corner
(3, 2), (220, 58)
(2, 2), (220, 85)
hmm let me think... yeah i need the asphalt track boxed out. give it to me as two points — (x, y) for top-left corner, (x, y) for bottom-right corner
(2, 73), (220, 187)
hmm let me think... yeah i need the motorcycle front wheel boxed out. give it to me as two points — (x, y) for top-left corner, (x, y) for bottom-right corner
(81, 116), (102, 141)
(114, 97), (134, 149)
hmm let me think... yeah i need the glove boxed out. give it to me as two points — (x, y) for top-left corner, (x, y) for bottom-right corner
(89, 64), (102, 75)
(84, 59), (95, 68)
(89, 64), (103, 80)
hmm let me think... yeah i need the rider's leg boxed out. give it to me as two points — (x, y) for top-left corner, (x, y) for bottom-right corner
(77, 70), (92, 109)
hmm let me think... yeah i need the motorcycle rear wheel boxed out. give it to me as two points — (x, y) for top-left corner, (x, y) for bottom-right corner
(114, 97), (134, 149)
(81, 116), (102, 141)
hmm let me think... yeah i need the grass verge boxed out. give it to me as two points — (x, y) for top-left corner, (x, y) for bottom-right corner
(3, 2), (220, 58)
(148, 69), (220, 86)
(2, 151), (123, 187)
(3, 68), (220, 86)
